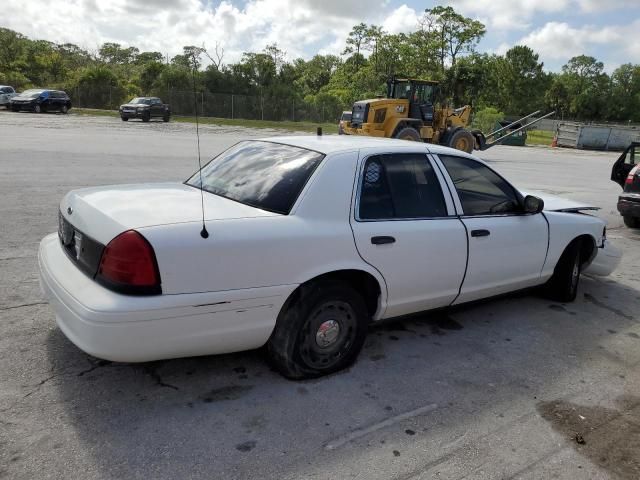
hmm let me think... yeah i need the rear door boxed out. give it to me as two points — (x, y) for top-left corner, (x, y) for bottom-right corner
(611, 143), (640, 188)
(350, 150), (468, 318)
(435, 154), (549, 304)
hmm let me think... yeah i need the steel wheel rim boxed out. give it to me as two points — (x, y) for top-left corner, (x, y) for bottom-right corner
(299, 300), (356, 370)
(455, 137), (470, 151)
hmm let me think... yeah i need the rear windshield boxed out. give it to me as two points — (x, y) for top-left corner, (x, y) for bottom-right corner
(186, 141), (324, 214)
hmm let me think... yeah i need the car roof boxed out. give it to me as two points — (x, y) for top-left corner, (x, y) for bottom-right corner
(259, 135), (478, 159)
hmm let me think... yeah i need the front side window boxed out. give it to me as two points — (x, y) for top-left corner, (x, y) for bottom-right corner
(186, 141), (324, 215)
(439, 155), (521, 216)
(359, 154), (448, 220)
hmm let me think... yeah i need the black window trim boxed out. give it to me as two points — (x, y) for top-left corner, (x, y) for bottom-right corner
(433, 153), (536, 219)
(354, 152), (457, 222)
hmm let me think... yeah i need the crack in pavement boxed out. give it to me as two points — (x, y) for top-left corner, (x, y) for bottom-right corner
(143, 364), (179, 391)
(0, 302), (47, 311)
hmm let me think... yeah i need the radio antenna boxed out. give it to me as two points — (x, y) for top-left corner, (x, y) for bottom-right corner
(191, 54), (209, 239)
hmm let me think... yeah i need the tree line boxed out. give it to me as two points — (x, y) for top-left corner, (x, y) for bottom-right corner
(1, 5), (638, 123)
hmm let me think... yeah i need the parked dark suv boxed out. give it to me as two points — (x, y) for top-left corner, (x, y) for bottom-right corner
(119, 97), (171, 122)
(10, 89), (72, 113)
(611, 142), (640, 227)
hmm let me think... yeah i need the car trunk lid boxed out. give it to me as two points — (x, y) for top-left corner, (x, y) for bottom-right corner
(60, 182), (278, 245)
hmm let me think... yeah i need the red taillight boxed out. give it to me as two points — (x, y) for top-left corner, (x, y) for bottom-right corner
(626, 166), (639, 185)
(97, 230), (161, 294)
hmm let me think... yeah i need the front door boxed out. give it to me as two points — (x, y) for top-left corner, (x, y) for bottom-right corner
(350, 151), (468, 318)
(435, 154), (549, 304)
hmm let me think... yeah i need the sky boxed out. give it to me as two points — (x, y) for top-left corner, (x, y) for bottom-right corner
(3, 0), (640, 72)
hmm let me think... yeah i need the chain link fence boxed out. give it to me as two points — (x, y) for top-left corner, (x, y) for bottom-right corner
(70, 85), (344, 124)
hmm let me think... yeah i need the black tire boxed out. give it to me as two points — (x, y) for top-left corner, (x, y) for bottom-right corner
(623, 216), (640, 228)
(34, 104), (42, 114)
(142, 111), (150, 122)
(11, 105), (19, 112)
(447, 129), (475, 153)
(60, 104), (68, 114)
(121, 116), (128, 121)
(163, 114), (170, 123)
(545, 240), (582, 302)
(394, 126), (422, 142)
(267, 280), (369, 379)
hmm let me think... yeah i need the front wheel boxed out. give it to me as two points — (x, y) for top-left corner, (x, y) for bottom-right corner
(623, 215), (640, 228)
(394, 127), (422, 142)
(163, 114), (170, 122)
(267, 281), (369, 379)
(447, 129), (475, 154)
(544, 240), (582, 302)
(34, 104), (41, 113)
(142, 112), (150, 122)
(121, 116), (128, 121)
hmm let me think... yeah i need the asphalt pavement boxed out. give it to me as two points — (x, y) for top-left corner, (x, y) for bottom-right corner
(1, 112), (639, 480)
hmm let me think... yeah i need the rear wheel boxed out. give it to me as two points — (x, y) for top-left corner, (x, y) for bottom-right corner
(394, 127), (421, 142)
(163, 113), (170, 122)
(60, 104), (68, 114)
(447, 129), (475, 154)
(545, 240), (582, 302)
(267, 280), (369, 379)
(623, 215), (640, 228)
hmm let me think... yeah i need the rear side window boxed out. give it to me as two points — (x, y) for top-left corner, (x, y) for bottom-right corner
(359, 154), (448, 220)
(439, 155), (521, 216)
(186, 141), (324, 215)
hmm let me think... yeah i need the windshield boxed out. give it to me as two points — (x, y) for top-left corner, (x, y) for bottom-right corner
(390, 81), (411, 99)
(129, 98), (152, 105)
(341, 112), (352, 121)
(186, 141), (324, 214)
(21, 89), (45, 98)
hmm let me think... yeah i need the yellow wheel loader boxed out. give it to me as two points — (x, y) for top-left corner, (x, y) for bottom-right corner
(341, 77), (554, 153)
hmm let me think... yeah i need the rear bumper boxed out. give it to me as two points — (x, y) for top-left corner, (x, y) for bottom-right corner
(617, 195), (640, 218)
(38, 233), (294, 362)
(583, 240), (621, 277)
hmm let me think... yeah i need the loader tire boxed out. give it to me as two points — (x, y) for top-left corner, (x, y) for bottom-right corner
(394, 127), (421, 142)
(448, 129), (475, 153)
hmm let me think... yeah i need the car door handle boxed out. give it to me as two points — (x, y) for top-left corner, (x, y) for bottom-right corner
(371, 236), (396, 245)
(470, 229), (490, 238)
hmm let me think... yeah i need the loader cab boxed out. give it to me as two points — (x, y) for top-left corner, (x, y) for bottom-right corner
(611, 142), (640, 188)
(387, 78), (438, 126)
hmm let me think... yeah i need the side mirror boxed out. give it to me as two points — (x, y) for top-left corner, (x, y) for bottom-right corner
(524, 195), (544, 214)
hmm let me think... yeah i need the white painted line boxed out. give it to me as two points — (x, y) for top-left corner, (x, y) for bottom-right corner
(324, 403), (438, 451)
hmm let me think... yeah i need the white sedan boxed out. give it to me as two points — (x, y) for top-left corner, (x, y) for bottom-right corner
(39, 136), (621, 379)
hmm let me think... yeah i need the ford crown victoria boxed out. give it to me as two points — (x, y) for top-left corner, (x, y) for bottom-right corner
(39, 137), (621, 379)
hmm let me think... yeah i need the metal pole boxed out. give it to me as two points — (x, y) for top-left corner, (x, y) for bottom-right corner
(201, 91), (204, 116)
(292, 99), (295, 122)
(261, 96), (264, 121)
(231, 94), (234, 119)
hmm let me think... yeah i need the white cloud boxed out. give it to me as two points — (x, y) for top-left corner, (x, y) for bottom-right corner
(382, 5), (419, 34)
(503, 19), (640, 70)
(1, 0), (395, 64)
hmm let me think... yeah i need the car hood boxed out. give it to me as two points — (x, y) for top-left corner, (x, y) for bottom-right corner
(12, 95), (35, 101)
(60, 182), (278, 244)
(120, 103), (149, 108)
(522, 191), (599, 212)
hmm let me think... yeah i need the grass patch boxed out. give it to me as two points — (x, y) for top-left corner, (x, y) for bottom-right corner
(72, 108), (337, 134)
(526, 129), (555, 146)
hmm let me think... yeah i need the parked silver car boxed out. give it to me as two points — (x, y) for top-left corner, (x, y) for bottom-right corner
(0, 86), (18, 108)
